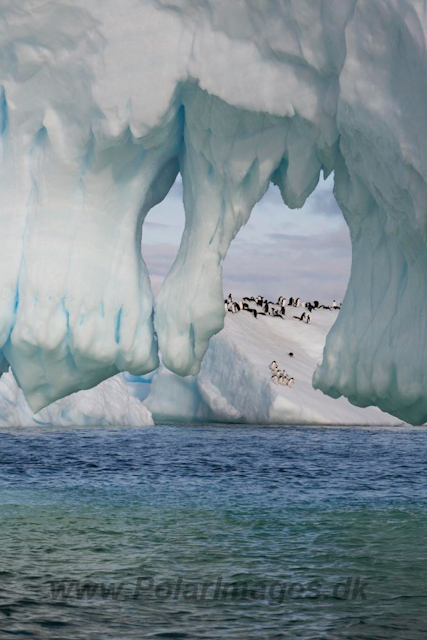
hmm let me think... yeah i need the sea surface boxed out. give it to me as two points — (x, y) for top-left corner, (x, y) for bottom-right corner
(0, 424), (426, 639)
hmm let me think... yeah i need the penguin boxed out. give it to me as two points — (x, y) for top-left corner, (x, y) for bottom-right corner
(245, 308), (258, 319)
(281, 298), (287, 309)
(295, 298), (301, 307)
(314, 300), (319, 309)
(287, 378), (294, 388)
(306, 315), (311, 324)
(289, 352), (294, 358)
(288, 297), (294, 306)
(279, 373), (288, 386)
(238, 301), (244, 311)
(269, 361), (278, 371)
(281, 307), (286, 316)
(264, 302), (269, 314)
(227, 293), (233, 303)
(271, 374), (279, 385)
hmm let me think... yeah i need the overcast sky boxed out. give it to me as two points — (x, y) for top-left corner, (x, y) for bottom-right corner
(142, 173), (352, 304)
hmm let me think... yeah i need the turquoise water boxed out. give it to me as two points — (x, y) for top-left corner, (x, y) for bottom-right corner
(0, 424), (426, 639)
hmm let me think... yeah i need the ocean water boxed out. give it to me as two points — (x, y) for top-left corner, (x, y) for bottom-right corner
(0, 424), (426, 639)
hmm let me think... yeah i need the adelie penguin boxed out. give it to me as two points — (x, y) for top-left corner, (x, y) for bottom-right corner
(293, 312), (306, 322)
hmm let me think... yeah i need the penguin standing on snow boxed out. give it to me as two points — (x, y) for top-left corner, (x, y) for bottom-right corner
(279, 372), (288, 386)
(288, 297), (294, 306)
(271, 371), (282, 384)
(245, 308), (258, 319)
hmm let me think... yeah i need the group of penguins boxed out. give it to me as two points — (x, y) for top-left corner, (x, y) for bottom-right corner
(224, 293), (343, 390)
(225, 294), (341, 322)
(269, 360), (294, 388)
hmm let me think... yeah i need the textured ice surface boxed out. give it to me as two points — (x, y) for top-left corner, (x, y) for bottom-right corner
(145, 311), (403, 426)
(1, 1), (427, 423)
(0, 371), (153, 427)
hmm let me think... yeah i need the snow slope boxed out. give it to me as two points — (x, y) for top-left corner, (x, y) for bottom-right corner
(145, 308), (403, 426)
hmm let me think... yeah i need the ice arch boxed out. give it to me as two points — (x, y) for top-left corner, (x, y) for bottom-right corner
(1, 0), (427, 424)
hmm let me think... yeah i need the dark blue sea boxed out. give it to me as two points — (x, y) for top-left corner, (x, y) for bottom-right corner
(0, 424), (426, 639)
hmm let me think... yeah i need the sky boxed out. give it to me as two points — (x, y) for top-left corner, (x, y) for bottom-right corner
(142, 173), (352, 304)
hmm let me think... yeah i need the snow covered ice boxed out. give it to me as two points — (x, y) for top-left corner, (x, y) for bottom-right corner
(0, 305), (403, 427)
(145, 308), (403, 426)
(0, 370), (153, 428)
(1, 0), (427, 423)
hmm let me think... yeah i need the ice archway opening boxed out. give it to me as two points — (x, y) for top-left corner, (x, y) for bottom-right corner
(1, 79), (424, 426)
(144, 83), (427, 426)
(220, 176), (351, 305)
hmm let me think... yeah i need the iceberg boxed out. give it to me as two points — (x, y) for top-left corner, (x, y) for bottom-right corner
(0, 370), (153, 427)
(1, 0), (427, 423)
(145, 308), (403, 426)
